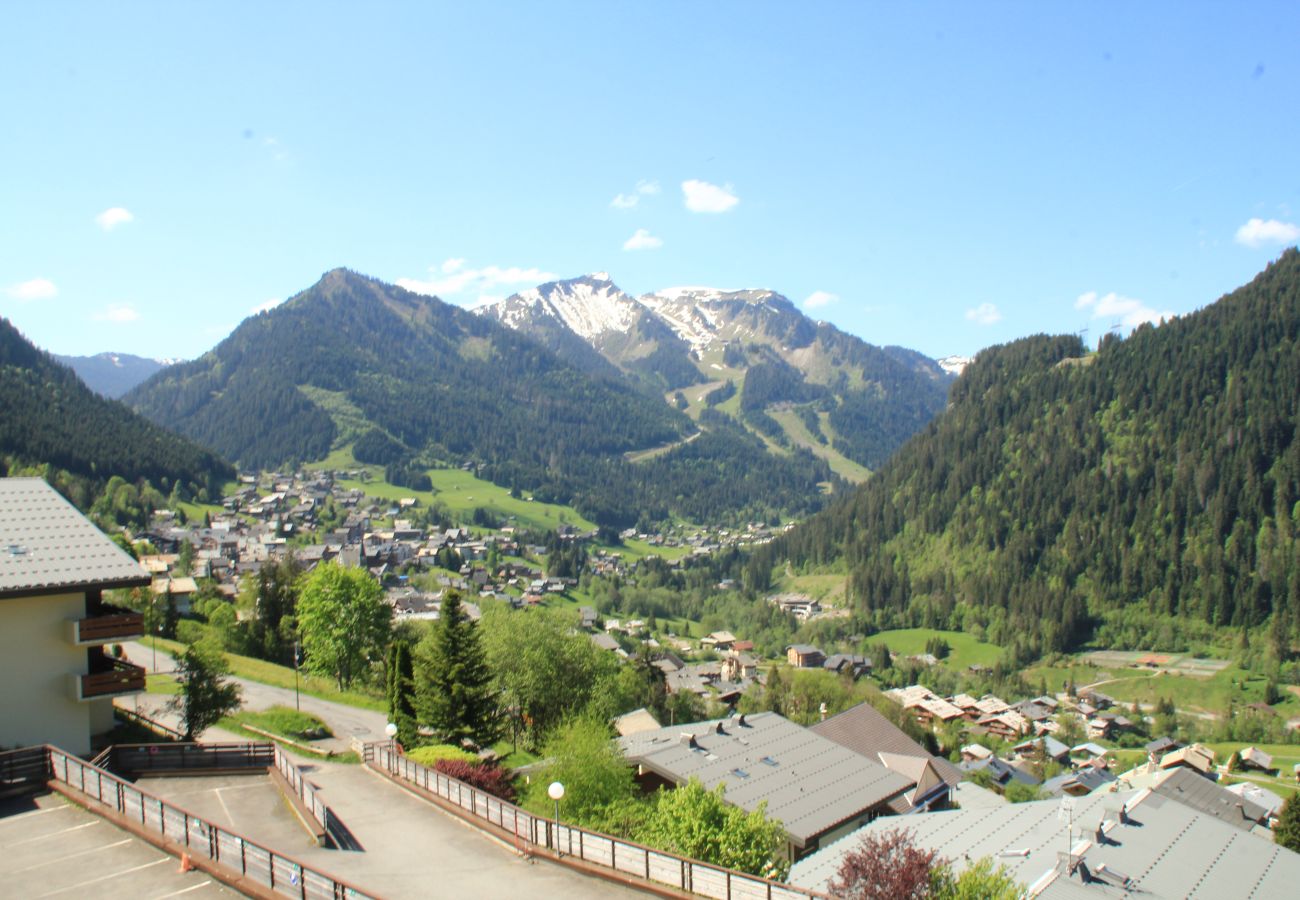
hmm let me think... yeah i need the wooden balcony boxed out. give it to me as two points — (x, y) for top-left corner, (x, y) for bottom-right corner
(69, 610), (144, 646)
(75, 658), (147, 701)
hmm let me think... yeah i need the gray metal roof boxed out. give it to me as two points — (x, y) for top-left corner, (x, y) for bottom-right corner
(618, 711), (914, 848)
(1145, 766), (1270, 829)
(789, 786), (1300, 899)
(0, 478), (150, 598)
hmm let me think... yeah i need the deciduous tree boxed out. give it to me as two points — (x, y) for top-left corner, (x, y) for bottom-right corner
(297, 561), (390, 690)
(169, 638), (242, 741)
(639, 778), (788, 880)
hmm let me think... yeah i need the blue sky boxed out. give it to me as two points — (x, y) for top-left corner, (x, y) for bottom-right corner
(3, 2), (1298, 361)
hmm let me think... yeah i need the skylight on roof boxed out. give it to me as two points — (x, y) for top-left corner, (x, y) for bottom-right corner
(760, 756), (779, 767)
(732, 768), (750, 778)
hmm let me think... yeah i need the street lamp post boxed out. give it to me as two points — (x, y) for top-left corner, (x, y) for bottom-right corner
(548, 781), (565, 855)
(384, 721), (398, 770)
(293, 640), (301, 712)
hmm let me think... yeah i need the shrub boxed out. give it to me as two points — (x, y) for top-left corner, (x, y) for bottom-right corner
(433, 759), (516, 803)
(407, 744), (477, 767)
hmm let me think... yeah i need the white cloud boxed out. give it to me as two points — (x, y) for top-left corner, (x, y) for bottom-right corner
(5, 277), (57, 301)
(1234, 217), (1300, 248)
(804, 291), (839, 309)
(397, 261), (558, 302)
(623, 228), (663, 251)
(93, 304), (140, 323)
(95, 207), (134, 230)
(1075, 291), (1172, 329)
(610, 179), (663, 210)
(965, 302), (1002, 325)
(682, 179), (739, 213)
(251, 297), (283, 314)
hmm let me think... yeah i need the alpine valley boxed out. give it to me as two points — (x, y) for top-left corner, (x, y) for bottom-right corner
(124, 269), (952, 528)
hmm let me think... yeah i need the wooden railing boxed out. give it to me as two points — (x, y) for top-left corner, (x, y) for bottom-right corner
(80, 659), (146, 699)
(74, 611), (144, 644)
(371, 742), (829, 900)
(43, 746), (375, 900)
(113, 706), (186, 741)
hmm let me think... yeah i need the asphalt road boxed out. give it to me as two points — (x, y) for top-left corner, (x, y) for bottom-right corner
(119, 640), (389, 751)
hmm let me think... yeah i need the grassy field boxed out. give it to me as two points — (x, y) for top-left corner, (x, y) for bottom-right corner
(771, 572), (848, 606)
(867, 628), (1004, 670)
(767, 407), (872, 484)
(1096, 665), (1300, 718)
(150, 636), (386, 712)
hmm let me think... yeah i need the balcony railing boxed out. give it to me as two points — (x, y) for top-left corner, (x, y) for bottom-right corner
(76, 659), (146, 700)
(69, 611), (144, 646)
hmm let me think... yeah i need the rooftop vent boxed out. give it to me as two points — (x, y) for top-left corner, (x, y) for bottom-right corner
(737, 714), (747, 727)
(714, 722), (727, 736)
(679, 733), (698, 749)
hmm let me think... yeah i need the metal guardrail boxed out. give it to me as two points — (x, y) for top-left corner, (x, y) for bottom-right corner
(45, 746), (375, 900)
(108, 741), (275, 775)
(370, 742), (828, 900)
(113, 706), (186, 741)
(0, 746), (51, 792)
(274, 747), (330, 836)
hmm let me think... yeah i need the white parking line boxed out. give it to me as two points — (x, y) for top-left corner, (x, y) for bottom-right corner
(37, 857), (170, 897)
(7, 838), (132, 874)
(2, 820), (100, 848)
(0, 804), (70, 824)
(213, 789), (235, 828)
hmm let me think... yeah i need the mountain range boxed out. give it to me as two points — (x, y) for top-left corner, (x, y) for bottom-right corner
(125, 269), (954, 526)
(477, 274), (952, 477)
(54, 352), (175, 398)
(760, 249), (1300, 659)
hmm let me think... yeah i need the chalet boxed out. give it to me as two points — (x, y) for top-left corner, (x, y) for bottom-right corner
(619, 712), (914, 860)
(1159, 743), (1216, 775)
(978, 709), (1030, 739)
(786, 644), (826, 668)
(700, 630), (738, 651)
(0, 478), (151, 755)
(578, 606), (599, 629)
(790, 785), (1300, 898)
(1237, 746), (1276, 774)
(811, 701), (961, 813)
(822, 654), (871, 679)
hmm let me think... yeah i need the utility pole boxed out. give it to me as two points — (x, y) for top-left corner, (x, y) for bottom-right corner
(294, 639), (301, 711)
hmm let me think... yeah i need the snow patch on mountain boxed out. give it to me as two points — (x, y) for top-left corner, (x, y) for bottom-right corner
(937, 355), (972, 376)
(639, 287), (783, 353)
(483, 275), (642, 344)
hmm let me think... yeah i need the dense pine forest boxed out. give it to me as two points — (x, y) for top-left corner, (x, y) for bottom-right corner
(127, 269), (834, 527)
(759, 250), (1300, 661)
(0, 317), (234, 512)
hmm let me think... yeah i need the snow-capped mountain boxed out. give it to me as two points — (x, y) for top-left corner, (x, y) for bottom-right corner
(478, 271), (953, 476)
(937, 355), (972, 376)
(490, 273), (641, 343)
(478, 275), (701, 389)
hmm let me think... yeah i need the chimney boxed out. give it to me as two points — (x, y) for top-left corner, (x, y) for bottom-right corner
(679, 733), (698, 749)
(714, 722), (727, 736)
(737, 714), (747, 727)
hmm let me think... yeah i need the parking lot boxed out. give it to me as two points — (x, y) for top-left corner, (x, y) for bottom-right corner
(0, 792), (234, 899)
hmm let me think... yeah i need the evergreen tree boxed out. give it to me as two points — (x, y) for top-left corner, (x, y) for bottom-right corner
(387, 640), (418, 748)
(1276, 794), (1300, 853)
(416, 590), (499, 747)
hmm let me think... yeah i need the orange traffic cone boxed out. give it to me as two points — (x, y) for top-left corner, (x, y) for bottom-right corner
(179, 852), (194, 873)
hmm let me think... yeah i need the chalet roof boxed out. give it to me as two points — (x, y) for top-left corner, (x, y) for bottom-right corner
(1143, 766), (1270, 830)
(618, 711), (913, 848)
(811, 701), (962, 788)
(0, 478), (150, 599)
(790, 786), (1300, 899)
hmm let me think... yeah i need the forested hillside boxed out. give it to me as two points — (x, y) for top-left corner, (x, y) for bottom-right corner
(761, 251), (1300, 661)
(127, 269), (834, 526)
(0, 317), (234, 501)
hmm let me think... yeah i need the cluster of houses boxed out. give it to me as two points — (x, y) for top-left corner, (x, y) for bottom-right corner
(887, 683), (1137, 741)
